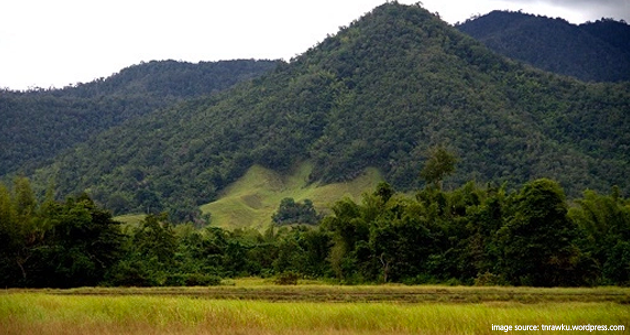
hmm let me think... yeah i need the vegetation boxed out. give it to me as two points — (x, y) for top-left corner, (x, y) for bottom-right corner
(2, 170), (629, 288)
(199, 163), (383, 229)
(0, 59), (279, 177)
(4, 284), (630, 303)
(419, 145), (458, 190)
(0, 290), (628, 335)
(25, 3), (630, 222)
(457, 10), (630, 82)
(272, 197), (322, 226)
(1, 3), (629, 291)
(0, 177), (123, 288)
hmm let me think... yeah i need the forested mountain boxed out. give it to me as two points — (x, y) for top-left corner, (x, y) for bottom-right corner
(580, 19), (630, 55)
(0, 59), (279, 176)
(31, 3), (630, 221)
(457, 11), (630, 82)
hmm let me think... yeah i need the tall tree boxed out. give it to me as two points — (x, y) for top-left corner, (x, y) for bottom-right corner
(420, 146), (458, 190)
(498, 179), (582, 286)
(569, 188), (630, 285)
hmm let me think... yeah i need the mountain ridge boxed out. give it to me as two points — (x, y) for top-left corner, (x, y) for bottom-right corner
(0, 59), (280, 177)
(26, 3), (630, 222)
(457, 10), (630, 82)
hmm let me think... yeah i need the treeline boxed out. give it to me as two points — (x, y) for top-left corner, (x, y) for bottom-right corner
(1, 176), (628, 288)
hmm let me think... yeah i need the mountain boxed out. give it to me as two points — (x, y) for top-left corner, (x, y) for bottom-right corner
(0, 59), (279, 176)
(580, 19), (630, 55)
(456, 11), (630, 82)
(30, 3), (630, 222)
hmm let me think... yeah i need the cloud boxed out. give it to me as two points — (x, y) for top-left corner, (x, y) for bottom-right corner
(1, 0), (628, 89)
(552, 0), (629, 21)
(494, 0), (629, 21)
(422, 0), (629, 25)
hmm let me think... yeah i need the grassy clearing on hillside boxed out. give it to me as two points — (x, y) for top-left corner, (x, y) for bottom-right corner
(200, 162), (383, 229)
(1, 290), (628, 335)
(113, 213), (146, 226)
(113, 162), (382, 229)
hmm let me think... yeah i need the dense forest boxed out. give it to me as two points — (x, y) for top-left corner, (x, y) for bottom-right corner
(2, 163), (629, 287)
(0, 59), (279, 177)
(25, 3), (630, 222)
(3, 2), (629, 289)
(457, 11), (630, 82)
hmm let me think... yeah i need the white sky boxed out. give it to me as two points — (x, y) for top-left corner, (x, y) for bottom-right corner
(1, 0), (628, 90)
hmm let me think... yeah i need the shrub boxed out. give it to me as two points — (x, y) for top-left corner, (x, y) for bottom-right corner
(274, 271), (300, 285)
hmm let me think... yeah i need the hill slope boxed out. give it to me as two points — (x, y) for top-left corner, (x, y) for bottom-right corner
(201, 162), (382, 229)
(0, 59), (279, 176)
(32, 3), (630, 222)
(457, 11), (630, 82)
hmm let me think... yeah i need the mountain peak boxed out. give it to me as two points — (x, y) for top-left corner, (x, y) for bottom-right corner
(22, 3), (630, 221)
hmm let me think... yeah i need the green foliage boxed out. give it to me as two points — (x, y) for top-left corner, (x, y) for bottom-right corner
(2, 175), (630, 287)
(497, 179), (583, 286)
(457, 11), (630, 82)
(320, 178), (627, 286)
(569, 188), (630, 285)
(200, 163), (382, 230)
(1, 3), (630, 288)
(419, 146), (458, 189)
(0, 60), (279, 179)
(274, 271), (300, 285)
(24, 3), (630, 220)
(0, 178), (124, 287)
(272, 198), (321, 225)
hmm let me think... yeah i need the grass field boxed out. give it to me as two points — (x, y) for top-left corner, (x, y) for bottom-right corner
(114, 162), (382, 230)
(113, 213), (147, 226)
(2, 283), (629, 335)
(199, 162), (383, 230)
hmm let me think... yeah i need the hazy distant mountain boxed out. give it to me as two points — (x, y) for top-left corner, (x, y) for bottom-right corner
(457, 11), (630, 82)
(0, 59), (279, 176)
(30, 3), (630, 221)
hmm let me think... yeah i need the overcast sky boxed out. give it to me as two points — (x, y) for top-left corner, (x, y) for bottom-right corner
(1, 0), (628, 90)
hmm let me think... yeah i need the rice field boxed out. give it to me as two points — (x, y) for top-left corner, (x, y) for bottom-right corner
(1, 284), (629, 335)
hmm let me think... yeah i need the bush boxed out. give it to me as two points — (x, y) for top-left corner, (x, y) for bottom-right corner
(274, 271), (300, 285)
(474, 272), (507, 286)
(104, 260), (164, 287)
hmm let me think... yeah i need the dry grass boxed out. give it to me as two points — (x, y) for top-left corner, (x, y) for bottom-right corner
(1, 286), (629, 335)
(8, 282), (630, 304)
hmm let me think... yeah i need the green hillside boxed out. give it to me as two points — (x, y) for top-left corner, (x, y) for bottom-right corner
(457, 11), (630, 82)
(0, 59), (279, 176)
(31, 3), (630, 223)
(201, 162), (382, 230)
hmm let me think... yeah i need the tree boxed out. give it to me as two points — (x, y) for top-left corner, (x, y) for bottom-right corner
(0, 177), (48, 286)
(0, 178), (125, 287)
(420, 146), (458, 190)
(498, 179), (584, 286)
(134, 213), (178, 265)
(0, 182), (19, 285)
(40, 194), (124, 287)
(569, 188), (630, 285)
(106, 213), (177, 286)
(321, 197), (369, 281)
(272, 198), (321, 225)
